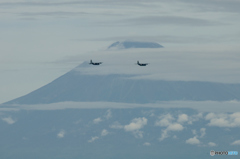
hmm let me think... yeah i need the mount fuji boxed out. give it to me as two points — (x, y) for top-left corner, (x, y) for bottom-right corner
(4, 61), (240, 105)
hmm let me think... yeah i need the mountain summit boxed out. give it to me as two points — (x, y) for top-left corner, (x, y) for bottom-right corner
(108, 41), (163, 49)
(4, 62), (240, 105)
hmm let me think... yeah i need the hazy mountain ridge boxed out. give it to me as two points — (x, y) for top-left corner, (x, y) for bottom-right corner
(4, 62), (240, 105)
(108, 41), (163, 49)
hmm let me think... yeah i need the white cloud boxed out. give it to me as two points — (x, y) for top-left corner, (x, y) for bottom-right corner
(143, 142), (151, 146)
(200, 128), (206, 138)
(186, 136), (201, 145)
(124, 117), (147, 132)
(159, 130), (169, 141)
(191, 128), (206, 138)
(206, 112), (240, 128)
(158, 123), (183, 141)
(74, 119), (81, 124)
(141, 110), (155, 117)
(208, 118), (229, 127)
(205, 113), (216, 120)
(192, 129), (197, 135)
(0, 108), (19, 112)
(155, 114), (184, 131)
(156, 114), (184, 141)
(88, 136), (99, 143)
(93, 110), (111, 125)
(166, 123), (184, 131)
(109, 121), (123, 129)
(150, 113), (155, 117)
(57, 130), (65, 138)
(101, 129), (109, 136)
(105, 109), (112, 119)
(111, 118), (147, 138)
(208, 142), (217, 147)
(188, 113), (203, 124)
(2, 117), (16, 124)
(155, 114), (174, 127)
(231, 140), (240, 145)
(124, 117), (147, 138)
(6, 101), (240, 113)
(177, 114), (188, 123)
(133, 130), (144, 138)
(173, 135), (177, 139)
(93, 117), (102, 124)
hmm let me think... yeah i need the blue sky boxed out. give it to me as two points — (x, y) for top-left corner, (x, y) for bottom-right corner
(1, 0), (240, 103)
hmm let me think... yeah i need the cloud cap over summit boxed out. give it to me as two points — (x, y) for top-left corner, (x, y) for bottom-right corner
(108, 41), (163, 49)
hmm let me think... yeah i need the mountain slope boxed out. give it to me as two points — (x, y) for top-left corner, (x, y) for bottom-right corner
(4, 62), (240, 105)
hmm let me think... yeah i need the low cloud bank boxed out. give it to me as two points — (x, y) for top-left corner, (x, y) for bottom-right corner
(1, 116), (16, 124)
(205, 112), (240, 128)
(2, 100), (240, 113)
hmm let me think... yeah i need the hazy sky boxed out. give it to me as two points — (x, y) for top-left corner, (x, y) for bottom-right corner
(1, 0), (240, 103)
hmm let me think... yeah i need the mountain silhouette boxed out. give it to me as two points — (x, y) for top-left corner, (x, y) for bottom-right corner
(4, 62), (240, 105)
(108, 41), (163, 49)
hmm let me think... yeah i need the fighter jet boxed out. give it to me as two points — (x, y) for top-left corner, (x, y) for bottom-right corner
(89, 60), (102, 65)
(136, 61), (148, 66)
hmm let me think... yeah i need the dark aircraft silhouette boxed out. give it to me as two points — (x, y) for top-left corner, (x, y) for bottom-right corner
(136, 61), (148, 66)
(89, 60), (102, 65)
